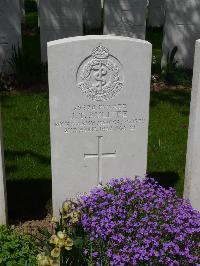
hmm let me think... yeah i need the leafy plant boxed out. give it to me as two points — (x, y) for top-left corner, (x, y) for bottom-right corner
(0, 72), (16, 92)
(162, 46), (178, 85)
(37, 202), (87, 266)
(0, 225), (39, 265)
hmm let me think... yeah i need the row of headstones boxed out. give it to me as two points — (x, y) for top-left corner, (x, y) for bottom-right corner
(0, 35), (200, 224)
(1, 0), (200, 71)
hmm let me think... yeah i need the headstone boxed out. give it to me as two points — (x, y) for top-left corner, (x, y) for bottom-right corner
(162, 0), (200, 68)
(0, 112), (7, 224)
(83, 0), (102, 33)
(103, 0), (148, 39)
(148, 0), (165, 27)
(48, 35), (152, 215)
(0, 0), (22, 72)
(184, 40), (200, 212)
(39, 0), (83, 62)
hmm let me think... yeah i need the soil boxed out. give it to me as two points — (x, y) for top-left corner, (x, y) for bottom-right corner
(15, 214), (53, 238)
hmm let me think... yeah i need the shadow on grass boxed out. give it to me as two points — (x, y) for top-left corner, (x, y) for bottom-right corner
(5, 149), (51, 222)
(5, 149), (50, 168)
(150, 90), (191, 111)
(147, 171), (180, 189)
(7, 178), (52, 223)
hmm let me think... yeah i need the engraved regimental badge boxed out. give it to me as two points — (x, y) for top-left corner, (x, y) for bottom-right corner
(77, 44), (124, 102)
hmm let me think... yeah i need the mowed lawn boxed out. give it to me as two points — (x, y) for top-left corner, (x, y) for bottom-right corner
(0, 89), (191, 220)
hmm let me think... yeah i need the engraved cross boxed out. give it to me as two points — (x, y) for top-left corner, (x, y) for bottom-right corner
(84, 136), (116, 184)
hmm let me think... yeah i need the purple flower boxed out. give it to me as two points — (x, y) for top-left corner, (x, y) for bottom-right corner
(78, 177), (200, 265)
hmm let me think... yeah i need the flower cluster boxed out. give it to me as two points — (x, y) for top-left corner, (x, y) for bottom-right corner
(37, 201), (81, 266)
(37, 253), (58, 266)
(81, 177), (200, 265)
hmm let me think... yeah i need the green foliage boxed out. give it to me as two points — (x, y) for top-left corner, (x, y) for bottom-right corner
(8, 45), (47, 87)
(25, 0), (38, 13)
(0, 225), (39, 265)
(37, 202), (87, 266)
(162, 46), (178, 85)
(161, 47), (192, 86)
(25, 12), (38, 32)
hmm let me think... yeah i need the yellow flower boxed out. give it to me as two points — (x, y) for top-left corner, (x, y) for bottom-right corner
(57, 239), (65, 248)
(49, 259), (59, 266)
(37, 253), (44, 262)
(65, 246), (73, 251)
(49, 235), (59, 245)
(57, 231), (66, 240)
(37, 253), (51, 266)
(63, 201), (71, 212)
(70, 211), (80, 223)
(64, 237), (73, 251)
(51, 247), (61, 258)
(51, 216), (59, 223)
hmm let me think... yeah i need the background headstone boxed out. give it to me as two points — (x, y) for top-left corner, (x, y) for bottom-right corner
(103, 0), (148, 39)
(184, 40), (200, 212)
(48, 36), (152, 215)
(162, 0), (200, 68)
(39, 0), (83, 62)
(0, 112), (7, 224)
(148, 0), (165, 27)
(83, 0), (102, 33)
(0, 0), (22, 72)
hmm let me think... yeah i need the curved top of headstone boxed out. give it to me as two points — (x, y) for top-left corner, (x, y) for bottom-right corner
(47, 35), (151, 47)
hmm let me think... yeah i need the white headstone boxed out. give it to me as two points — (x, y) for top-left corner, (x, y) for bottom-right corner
(184, 40), (200, 212)
(0, 112), (7, 224)
(162, 0), (200, 68)
(0, 0), (22, 72)
(83, 0), (102, 33)
(48, 35), (152, 215)
(103, 0), (148, 39)
(148, 0), (165, 27)
(39, 0), (83, 62)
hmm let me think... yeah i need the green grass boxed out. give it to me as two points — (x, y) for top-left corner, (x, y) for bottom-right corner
(1, 92), (51, 220)
(148, 90), (190, 196)
(25, 12), (38, 30)
(0, 90), (191, 220)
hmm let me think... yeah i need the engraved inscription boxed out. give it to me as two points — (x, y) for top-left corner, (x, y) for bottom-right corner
(77, 44), (124, 102)
(55, 103), (145, 134)
(84, 136), (116, 184)
(0, 36), (8, 45)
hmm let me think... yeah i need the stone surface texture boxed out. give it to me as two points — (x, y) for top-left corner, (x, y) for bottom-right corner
(0, 112), (7, 224)
(48, 36), (152, 216)
(103, 0), (148, 39)
(184, 40), (200, 212)
(162, 0), (200, 68)
(39, 0), (83, 62)
(0, 0), (21, 72)
(148, 0), (165, 27)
